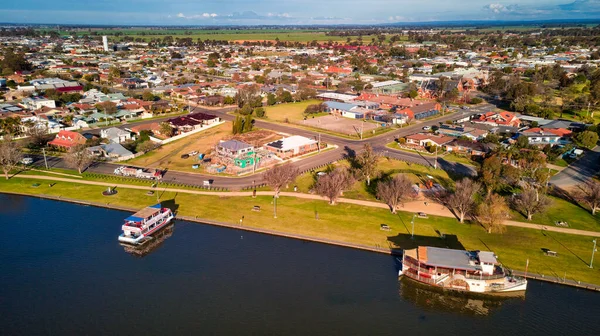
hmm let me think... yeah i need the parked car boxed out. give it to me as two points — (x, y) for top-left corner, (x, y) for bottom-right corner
(422, 126), (431, 131)
(461, 106), (470, 110)
(21, 157), (33, 165)
(181, 154), (190, 159)
(189, 151), (198, 156)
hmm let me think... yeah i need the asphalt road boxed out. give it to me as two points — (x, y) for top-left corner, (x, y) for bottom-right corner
(550, 146), (600, 189)
(31, 103), (495, 189)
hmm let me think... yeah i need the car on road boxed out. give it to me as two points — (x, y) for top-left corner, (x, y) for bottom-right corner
(21, 157), (33, 165)
(189, 151), (198, 156)
(461, 106), (470, 110)
(422, 126), (431, 131)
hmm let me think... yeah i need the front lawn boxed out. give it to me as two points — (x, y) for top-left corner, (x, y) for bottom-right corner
(264, 100), (322, 122)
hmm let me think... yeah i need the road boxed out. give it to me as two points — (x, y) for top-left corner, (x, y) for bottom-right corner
(550, 146), (600, 189)
(33, 103), (495, 190)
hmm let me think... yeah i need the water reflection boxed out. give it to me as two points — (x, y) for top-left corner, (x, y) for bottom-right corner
(398, 277), (525, 316)
(120, 223), (175, 257)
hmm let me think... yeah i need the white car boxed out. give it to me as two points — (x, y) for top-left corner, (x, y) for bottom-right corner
(21, 157), (33, 165)
(422, 126), (431, 131)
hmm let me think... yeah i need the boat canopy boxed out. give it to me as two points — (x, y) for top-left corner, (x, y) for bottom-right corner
(125, 204), (162, 222)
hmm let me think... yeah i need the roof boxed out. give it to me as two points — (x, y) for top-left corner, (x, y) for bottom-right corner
(419, 246), (479, 271)
(324, 101), (357, 111)
(266, 135), (317, 151)
(126, 204), (161, 222)
(478, 251), (498, 264)
(102, 143), (134, 157)
(218, 139), (253, 151)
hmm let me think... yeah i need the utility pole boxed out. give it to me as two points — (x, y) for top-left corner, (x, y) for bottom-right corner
(410, 214), (416, 239)
(590, 239), (597, 269)
(273, 196), (277, 219)
(42, 148), (49, 170)
(318, 133), (321, 153)
(434, 146), (438, 169)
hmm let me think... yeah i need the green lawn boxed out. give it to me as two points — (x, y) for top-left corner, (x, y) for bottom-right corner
(1, 175), (599, 285)
(264, 100), (323, 122)
(440, 153), (480, 168)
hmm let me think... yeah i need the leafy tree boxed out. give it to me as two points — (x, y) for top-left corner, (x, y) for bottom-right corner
(1, 48), (32, 75)
(477, 194), (509, 233)
(136, 141), (157, 153)
(267, 93), (277, 106)
(574, 130), (598, 149)
(254, 107), (265, 118)
(376, 174), (414, 213)
(159, 122), (174, 137)
(243, 115), (254, 133)
(314, 167), (355, 205)
(0, 135), (22, 180)
(95, 101), (117, 115)
(238, 104), (253, 116)
(142, 90), (156, 101)
(480, 156), (503, 196)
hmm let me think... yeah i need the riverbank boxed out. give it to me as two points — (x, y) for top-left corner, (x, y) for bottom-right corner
(1, 176), (599, 288)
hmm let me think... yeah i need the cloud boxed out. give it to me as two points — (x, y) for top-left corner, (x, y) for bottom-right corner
(176, 12), (218, 19)
(388, 15), (406, 21)
(483, 0), (600, 18)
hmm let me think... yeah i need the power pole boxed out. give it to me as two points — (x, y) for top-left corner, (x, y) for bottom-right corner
(318, 133), (321, 153)
(591, 239), (597, 269)
(434, 146), (438, 169)
(410, 214), (416, 239)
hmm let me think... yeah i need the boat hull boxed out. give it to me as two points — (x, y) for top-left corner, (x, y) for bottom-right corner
(118, 213), (174, 245)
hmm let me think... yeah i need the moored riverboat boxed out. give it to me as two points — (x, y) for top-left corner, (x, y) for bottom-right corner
(118, 204), (174, 245)
(399, 246), (527, 294)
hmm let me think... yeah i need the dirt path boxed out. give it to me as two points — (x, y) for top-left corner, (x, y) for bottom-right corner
(11, 174), (600, 238)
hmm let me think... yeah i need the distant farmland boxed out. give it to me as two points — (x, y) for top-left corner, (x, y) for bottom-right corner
(39, 28), (407, 43)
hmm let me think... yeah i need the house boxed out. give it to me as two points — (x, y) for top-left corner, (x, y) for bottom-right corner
(265, 135), (319, 159)
(437, 124), (488, 140)
(100, 127), (132, 144)
(48, 130), (87, 149)
(443, 139), (493, 157)
(398, 102), (441, 120)
(168, 112), (220, 134)
(518, 127), (572, 146)
(474, 111), (521, 127)
(217, 140), (254, 157)
(21, 97), (56, 110)
(323, 101), (366, 119)
(405, 133), (454, 147)
(88, 143), (134, 160)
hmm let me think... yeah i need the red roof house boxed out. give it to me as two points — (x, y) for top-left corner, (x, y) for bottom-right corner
(48, 130), (86, 149)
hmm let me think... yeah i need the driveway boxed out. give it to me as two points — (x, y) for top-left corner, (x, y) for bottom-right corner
(550, 146), (600, 189)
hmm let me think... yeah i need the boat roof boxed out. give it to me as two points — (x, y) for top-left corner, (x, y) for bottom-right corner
(125, 204), (161, 222)
(418, 246), (480, 271)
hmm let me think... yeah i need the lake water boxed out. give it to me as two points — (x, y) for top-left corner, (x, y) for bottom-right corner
(1, 194), (599, 335)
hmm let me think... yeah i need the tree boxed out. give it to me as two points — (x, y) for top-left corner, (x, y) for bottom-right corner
(576, 179), (600, 215)
(159, 122), (174, 137)
(25, 123), (50, 149)
(236, 84), (261, 107)
(64, 144), (94, 174)
(136, 141), (157, 153)
(254, 107), (266, 118)
(477, 194), (509, 233)
(574, 130), (598, 149)
(314, 168), (355, 205)
(0, 135), (22, 180)
(142, 90), (156, 101)
(376, 174), (414, 213)
(512, 187), (551, 221)
(267, 93), (277, 106)
(243, 115), (254, 133)
(264, 164), (300, 216)
(480, 156), (503, 196)
(238, 104), (253, 116)
(95, 101), (117, 116)
(356, 143), (379, 185)
(446, 178), (481, 223)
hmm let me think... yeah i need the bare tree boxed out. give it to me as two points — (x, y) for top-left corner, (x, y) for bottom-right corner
(64, 144), (94, 174)
(314, 167), (355, 205)
(356, 143), (379, 186)
(263, 163), (300, 198)
(446, 178), (481, 223)
(376, 174), (415, 213)
(477, 194), (509, 233)
(576, 179), (600, 215)
(0, 135), (23, 180)
(512, 187), (551, 221)
(25, 122), (50, 148)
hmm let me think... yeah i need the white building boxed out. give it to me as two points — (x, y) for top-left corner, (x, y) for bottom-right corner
(102, 36), (109, 52)
(21, 97), (56, 110)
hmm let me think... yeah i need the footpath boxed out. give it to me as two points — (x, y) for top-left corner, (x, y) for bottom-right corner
(10, 174), (600, 238)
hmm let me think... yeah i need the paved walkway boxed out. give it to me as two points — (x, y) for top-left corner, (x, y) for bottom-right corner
(11, 174), (600, 238)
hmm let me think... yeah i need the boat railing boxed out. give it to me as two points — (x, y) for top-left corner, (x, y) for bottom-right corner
(465, 273), (506, 280)
(404, 268), (437, 285)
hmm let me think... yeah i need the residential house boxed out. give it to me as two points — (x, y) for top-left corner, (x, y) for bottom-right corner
(48, 130), (87, 149)
(474, 111), (521, 127)
(437, 124), (488, 140)
(88, 143), (134, 160)
(21, 97), (56, 110)
(405, 133), (454, 147)
(265, 135), (319, 159)
(168, 112), (219, 134)
(398, 102), (441, 120)
(443, 139), (493, 157)
(518, 127), (572, 146)
(217, 140), (254, 157)
(100, 127), (133, 144)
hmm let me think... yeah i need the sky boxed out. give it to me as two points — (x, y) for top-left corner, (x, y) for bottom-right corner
(1, 0), (600, 25)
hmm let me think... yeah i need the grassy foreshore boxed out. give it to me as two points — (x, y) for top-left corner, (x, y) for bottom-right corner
(1, 175), (599, 286)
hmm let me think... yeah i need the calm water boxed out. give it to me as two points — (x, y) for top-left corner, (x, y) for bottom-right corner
(1, 194), (599, 336)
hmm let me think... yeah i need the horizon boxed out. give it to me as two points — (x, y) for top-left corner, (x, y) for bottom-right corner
(2, 0), (600, 26)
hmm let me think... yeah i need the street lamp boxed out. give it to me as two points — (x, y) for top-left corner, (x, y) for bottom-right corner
(590, 239), (597, 269)
(410, 214), (416, 240)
